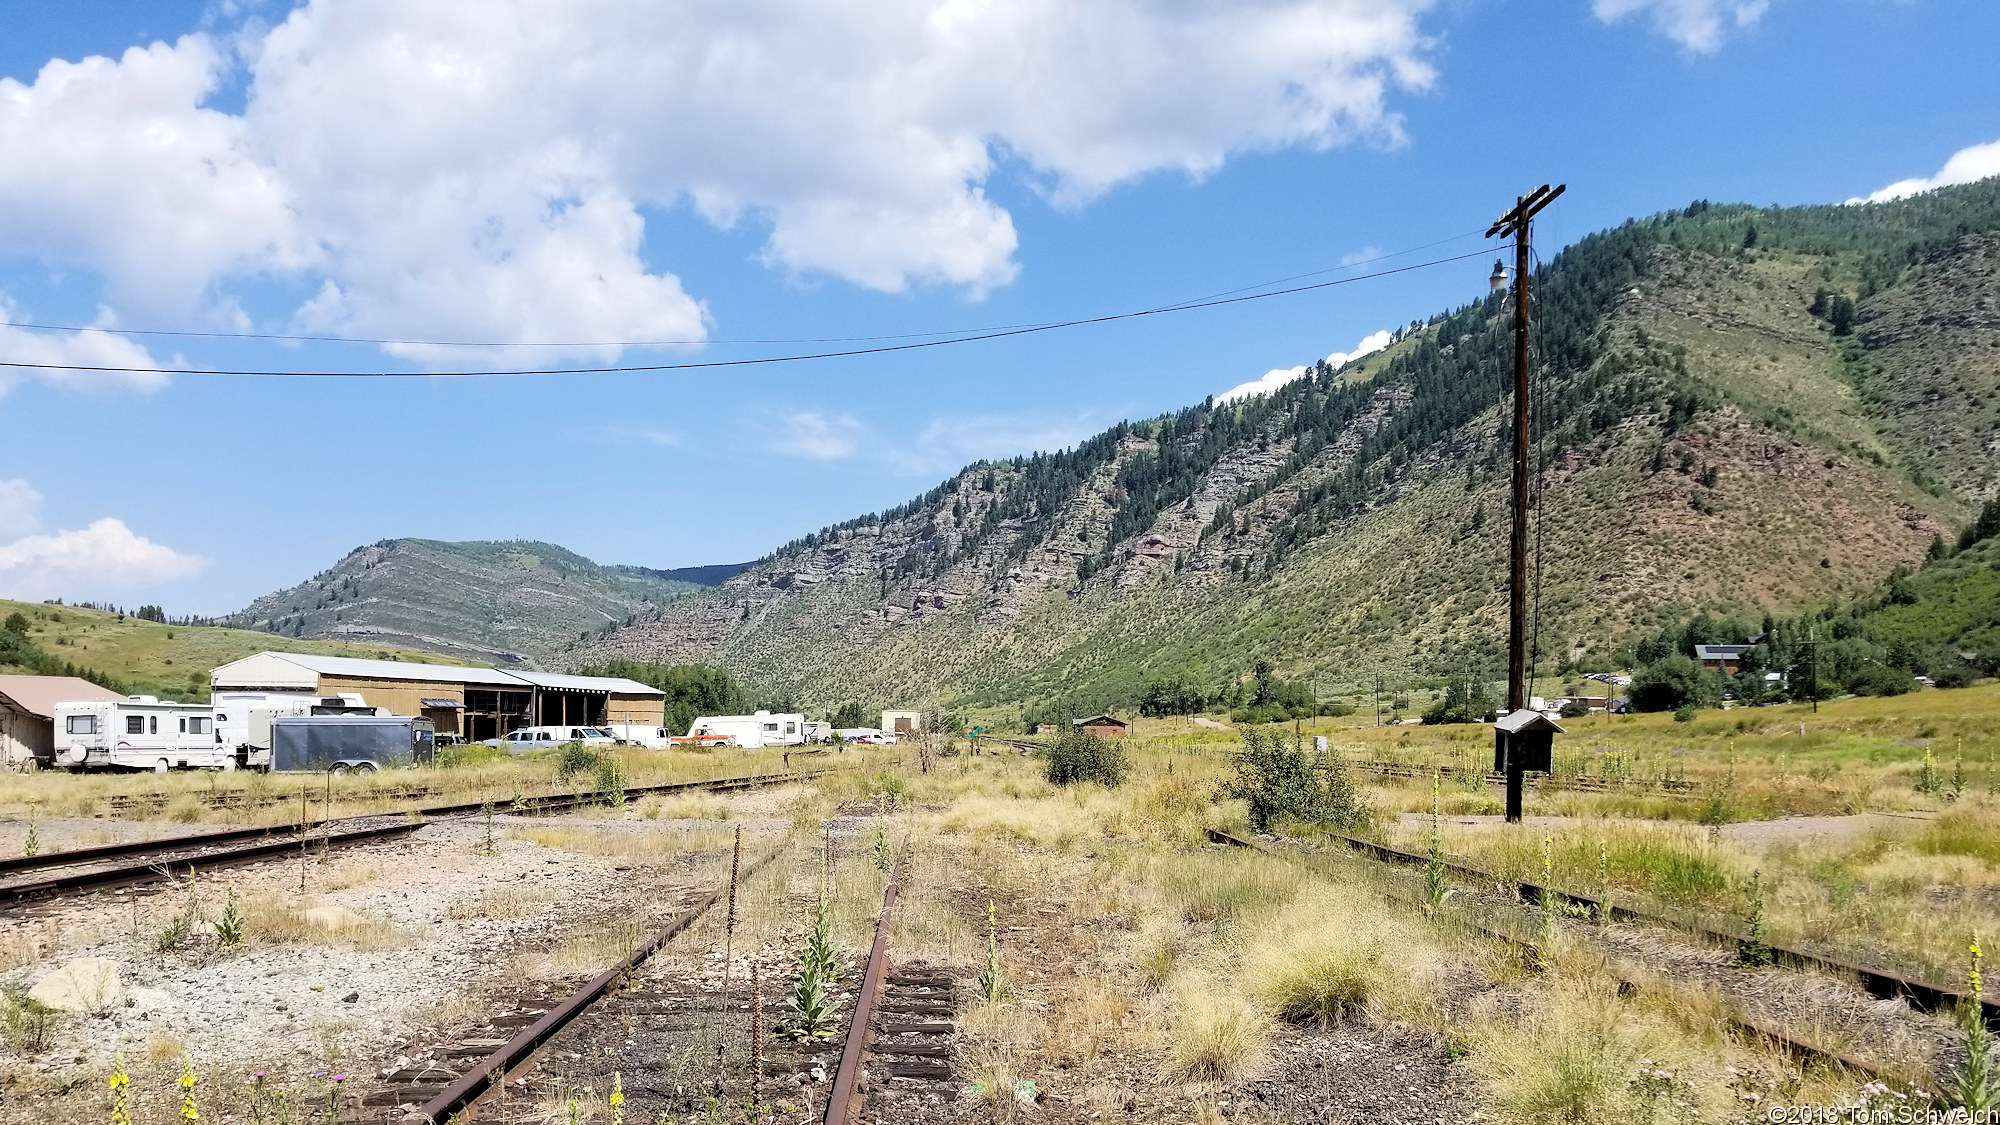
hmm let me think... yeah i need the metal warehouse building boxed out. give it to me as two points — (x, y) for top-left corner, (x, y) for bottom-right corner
(209, 652), (665, 743)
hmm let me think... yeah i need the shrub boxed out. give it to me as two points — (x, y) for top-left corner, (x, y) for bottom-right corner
(1225, 726), (1368, 833)
(555, 743), (607, 780)
(438, 742), (508, 769)
(1043, 727), (1126, 787)
(1422, 677), (1497, 724)
(1630, 655), (1720, 712)
(1848, 663), (1916, 696)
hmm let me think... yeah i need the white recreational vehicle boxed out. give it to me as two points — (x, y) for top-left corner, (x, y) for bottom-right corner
(53, 697), (226, 772)
(685, 710), (806, 749)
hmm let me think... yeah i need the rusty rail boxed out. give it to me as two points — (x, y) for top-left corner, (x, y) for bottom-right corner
(419, 841), (791, 1124)
(1205, 828), (1893, 1076)
(1226, 824), (1998, 1030)
(0, 821), (424, 901)
(825, 846), (906, 1125)
(0, 767), (839, 886)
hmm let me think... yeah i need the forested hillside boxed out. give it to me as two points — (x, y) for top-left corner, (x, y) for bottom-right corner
(229, 539), (703, 666)
(579, 180), (1998, 718)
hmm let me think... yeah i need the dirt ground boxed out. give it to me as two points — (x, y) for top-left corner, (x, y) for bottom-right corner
(0, 786), (807, 1125)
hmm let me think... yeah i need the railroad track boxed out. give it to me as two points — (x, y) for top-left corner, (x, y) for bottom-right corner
(825, 848), (963, 1125)
(0, 767), (838, 907)
(402, 841), (793, 1122)
(0, 821), (425, 902)
(1350, 758), (1699, 794)
(1285, 824), (1997, 1031)
(1206, 827), (1910, 1079)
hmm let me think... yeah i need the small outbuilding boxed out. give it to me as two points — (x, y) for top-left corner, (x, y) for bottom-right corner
(1492, 709), (1564, 774)
(881, 709), (923, 735)
(1072, 714), (1128, 738)
(0, 675), (125, 769)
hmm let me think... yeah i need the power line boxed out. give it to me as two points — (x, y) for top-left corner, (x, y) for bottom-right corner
(0, 248), (1497, 379)
(0, 231), (1489, 351)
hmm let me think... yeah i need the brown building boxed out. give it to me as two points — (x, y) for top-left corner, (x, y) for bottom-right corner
(1694, 644), (1753, 674)
(209, 652), (664, 743)
(1072, 714), (1129, 738)
(0, 675), (125, 769)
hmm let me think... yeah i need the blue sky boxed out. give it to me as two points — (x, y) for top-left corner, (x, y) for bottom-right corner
(0, 0), (1995, 615)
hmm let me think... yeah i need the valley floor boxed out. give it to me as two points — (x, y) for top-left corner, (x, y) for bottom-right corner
(0, 692), (1988, 1122)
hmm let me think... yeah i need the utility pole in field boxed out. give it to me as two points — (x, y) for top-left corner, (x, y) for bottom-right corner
(1486, 183), (1565, 824)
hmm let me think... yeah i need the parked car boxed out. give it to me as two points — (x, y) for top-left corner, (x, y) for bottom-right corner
(482, 726), (619, 750)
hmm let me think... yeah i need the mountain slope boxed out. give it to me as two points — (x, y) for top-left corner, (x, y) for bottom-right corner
(227, 539), (703, 665)
(2, 598), (474, 701)
(576, 180), (2000, 717)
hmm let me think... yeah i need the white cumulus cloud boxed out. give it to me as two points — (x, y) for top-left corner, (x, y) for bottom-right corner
(1217, 328), (1390, 403)
(784, 411), (869, 461)
(773, 409), (1099, 475)
(0, 1), (1439, 363)
(0, 298), (170, 397)
(0, 479), (205, 602)
(0, 480), (42, 540)
(1592, 0), (1770, 53)
(1849, 137), (2000, 205)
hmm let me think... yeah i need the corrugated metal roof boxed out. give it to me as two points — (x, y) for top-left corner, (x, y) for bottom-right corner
(1494, 709), (1565, 734)
(420, 698), (465, 708)
(1693, 645), (1752, 659)
(511, 671), (665, 696)
(243, 652), (530, 686)
(0, 675), (126, 719)
(213, 652), (664, 695)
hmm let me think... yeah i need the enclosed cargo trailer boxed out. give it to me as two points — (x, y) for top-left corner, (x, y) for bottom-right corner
(269, 714), (434, 773)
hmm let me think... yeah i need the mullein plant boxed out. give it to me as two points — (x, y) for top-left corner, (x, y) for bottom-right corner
(788, 896), (840, 1040)
(1538, 833), (1557, 958)
(1596, 838), (1612, 924)
(608, 1071), (624, 1125)
(108, 1057), (131, 1125)
(1947, 937), (1997, 1112)
(1738, 871), (1773, 968)
(177, 1057), (199, 1123)
(978, 900), (1008, 1003)
(1422, 770), (1451, 915)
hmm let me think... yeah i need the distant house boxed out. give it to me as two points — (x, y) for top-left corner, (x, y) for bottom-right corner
(1072, 714), (1128, 738)
(1033, 724), (1061, 736)
(0, 675), (125, 769)
(881, 709), (923, 735)
(1694, 645), (1753, 674)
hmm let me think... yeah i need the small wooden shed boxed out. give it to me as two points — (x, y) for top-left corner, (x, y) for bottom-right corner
(1072, 714), (1128, 738)
(1492, 709), (1564, 774)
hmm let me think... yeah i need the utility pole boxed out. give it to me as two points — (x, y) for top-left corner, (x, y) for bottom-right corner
(1486, 183), (1564, 824)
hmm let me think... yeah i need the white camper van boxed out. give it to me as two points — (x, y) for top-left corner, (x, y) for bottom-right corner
(54, 697), (225, 772)
(685, 710), (806, 749)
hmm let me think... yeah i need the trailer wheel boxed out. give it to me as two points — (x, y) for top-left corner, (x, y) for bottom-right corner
(154, 759), (170, 774)
(218, 757), (237, 772)
(328, 764), (349, 777)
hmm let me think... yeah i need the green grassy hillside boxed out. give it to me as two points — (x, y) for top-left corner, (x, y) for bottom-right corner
(227, 538), (702, 666)
(0, 599), (476, 700)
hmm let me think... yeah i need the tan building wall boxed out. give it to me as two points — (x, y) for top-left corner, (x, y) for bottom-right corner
(0, 703), (50, 768)
(607, 694), (666, 724)
(317, 675), (472, 718)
